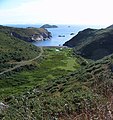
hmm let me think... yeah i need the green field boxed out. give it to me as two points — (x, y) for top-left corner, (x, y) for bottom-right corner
(0, 48), (80, 98)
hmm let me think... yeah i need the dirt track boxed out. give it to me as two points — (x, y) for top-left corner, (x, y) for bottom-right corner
(0, 47), (43, 75)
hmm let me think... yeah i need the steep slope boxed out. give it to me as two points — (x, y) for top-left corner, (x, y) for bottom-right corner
(64, 27), (113, 60)
(0, 29), (41, 72)
(0, 25), (52, 42)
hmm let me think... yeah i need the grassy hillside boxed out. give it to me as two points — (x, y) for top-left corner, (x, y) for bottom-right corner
(64, 27), (113, 60)
(0, 47), (81, 97)
(0, 47), (83, 119)
(1, 25), (113, 119)
(0, 30), (41, 72)
(1, 52), (113, 119)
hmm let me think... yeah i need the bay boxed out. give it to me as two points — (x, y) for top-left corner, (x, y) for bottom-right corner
(32, 25), (103, 46)
(6, 24), (104, 46)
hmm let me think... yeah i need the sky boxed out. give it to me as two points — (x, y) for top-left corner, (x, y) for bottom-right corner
(0, 0), (113, 26)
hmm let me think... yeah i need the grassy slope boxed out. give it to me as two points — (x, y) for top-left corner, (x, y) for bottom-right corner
(0, 48), (81, 98)
(1, 53), (113, 119)
(0, 30), (41, 72)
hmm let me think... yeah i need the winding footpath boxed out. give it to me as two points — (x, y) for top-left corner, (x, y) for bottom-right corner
(0, 47), (43, 75)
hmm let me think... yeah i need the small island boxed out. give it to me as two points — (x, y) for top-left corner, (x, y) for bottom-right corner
(40, 24), (58, 28)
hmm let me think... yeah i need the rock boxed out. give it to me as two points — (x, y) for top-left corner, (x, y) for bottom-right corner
(31, 34), (44, 41)
(58, 35), (65, 37)
(70, 33), (74, 35)
(0, 102), (8, 113)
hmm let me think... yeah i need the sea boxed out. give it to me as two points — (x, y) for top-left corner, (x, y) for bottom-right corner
(6, 24), (105, 46)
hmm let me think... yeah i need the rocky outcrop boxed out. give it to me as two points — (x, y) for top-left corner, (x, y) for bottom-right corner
(0, 102), (8, 113)
(70, 33), (75, 35)
(64, 27), (113, 60)
(40, 24), (58, 28)
(31, 32), (52, 41)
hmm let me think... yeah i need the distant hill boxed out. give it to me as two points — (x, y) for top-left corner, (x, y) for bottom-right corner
(64, 27), (113, 60)
(0, 25), (52, 42)
(40, 24), (58, 28)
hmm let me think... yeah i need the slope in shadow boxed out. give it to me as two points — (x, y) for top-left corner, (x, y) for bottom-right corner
(78, 35), (113, 60)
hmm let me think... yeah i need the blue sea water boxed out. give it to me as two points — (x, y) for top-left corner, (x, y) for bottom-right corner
(33, 25), (85, 46)
(6, 24), (104, 46)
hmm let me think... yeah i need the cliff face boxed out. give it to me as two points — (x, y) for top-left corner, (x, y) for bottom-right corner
(64, 27), (113, 60)
(0, 25), (52, 42)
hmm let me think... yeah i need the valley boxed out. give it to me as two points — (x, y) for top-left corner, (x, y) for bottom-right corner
(0, 25), (113, 119)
